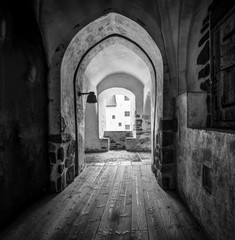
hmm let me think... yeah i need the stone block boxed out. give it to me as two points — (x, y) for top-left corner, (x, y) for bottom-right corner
(206, 94), (211, 113)
(104, 131), (131, 150)
(67, 140), (75, 157)
(200, 79), (210, 92)
(151, 163), (157, 174)
(49, 152), (56, 163)
(57, 173), (65, 192)
(57, 147), (64, 162)
(162, 132), (173, 147)
(61, 133), (72, 143)
(49, 143), (56, 152)
(198, 32), (209, 47)
(154, 158), (161, 169)
(197, 41), (209, 65)
(156, 132), (162, 145)
(162, 148), (174, 163)
(201, 23), (209, 34)
(50, 164), (53, 173)
(161, 164), (173, 173)
(162, 177), (170, 189)
(65, 157), (73, 168)
(58, 164), (64, 174)
(67, 144), (71, 157)
(66, 165), (75, 184)
(125, 137), (151, 152)
(198, 64), (210, 79)
(50, 180), (56, 193)
(136, 119), (143, 129)
(155, 148), (160, 158)
(49, 133), (72, 144)
(206, 115), (211, 127)
(203, 15), (209, 25)
(162, 119), (173, 131)
(49, 134), (62, 143)
(155, 144), (161, 150)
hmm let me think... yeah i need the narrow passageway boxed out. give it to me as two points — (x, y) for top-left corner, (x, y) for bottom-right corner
(0, 151), (207, 240)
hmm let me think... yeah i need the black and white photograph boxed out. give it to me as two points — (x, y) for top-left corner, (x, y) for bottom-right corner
(0, 0), (234, 239)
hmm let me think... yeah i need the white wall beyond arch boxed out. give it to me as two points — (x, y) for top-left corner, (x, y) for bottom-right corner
(97, 73), (144, 115)
(98, 88), (135, 138)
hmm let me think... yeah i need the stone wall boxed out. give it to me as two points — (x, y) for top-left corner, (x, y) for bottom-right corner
(176, 93), (235, 240)
(104, 131), (133, 150)
(0, 1), (48, 230)
(197, 11), (211, 126)
(126, 114), (151, 152)
(85, 137), (110, 153)
(197, 1), (235, 129)
(48, 134), (76, 192)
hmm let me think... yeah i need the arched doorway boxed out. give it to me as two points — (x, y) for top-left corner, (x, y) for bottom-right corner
(48, 13), (163, 192)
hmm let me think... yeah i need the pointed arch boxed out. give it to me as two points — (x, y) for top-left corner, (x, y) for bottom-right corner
(48, 13), (163, 192)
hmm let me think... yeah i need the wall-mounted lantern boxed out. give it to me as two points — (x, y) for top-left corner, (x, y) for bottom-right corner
(78, 91), (97, 103)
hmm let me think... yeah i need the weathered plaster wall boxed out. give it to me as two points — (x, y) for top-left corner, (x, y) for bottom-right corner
(176, 93), (235, 240)
(85, 102), (110, 153)
(0, 1), (48, 229)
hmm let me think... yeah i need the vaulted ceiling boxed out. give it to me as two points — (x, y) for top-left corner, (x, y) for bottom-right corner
(35, 0), (212, 94)
(85, 43), (151, 87)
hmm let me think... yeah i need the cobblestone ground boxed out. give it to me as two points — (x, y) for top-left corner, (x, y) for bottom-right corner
(85, 151), (151, 165)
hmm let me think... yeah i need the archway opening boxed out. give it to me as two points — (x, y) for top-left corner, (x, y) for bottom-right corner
(49, 12), (163, 192)
(98, 88), (136, 151)
(82, 39), (153, 153)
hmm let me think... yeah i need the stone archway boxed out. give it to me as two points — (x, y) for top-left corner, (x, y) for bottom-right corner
(73, 36), (156, 174)
(48, 13), (163, 192)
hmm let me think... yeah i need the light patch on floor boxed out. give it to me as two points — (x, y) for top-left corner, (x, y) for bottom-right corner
(85, 151), (151, 165)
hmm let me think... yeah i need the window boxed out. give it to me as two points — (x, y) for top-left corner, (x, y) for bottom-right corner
(112, 115), (115, 119)
(118, 123), (122, 126)
(124, 96), (129, 101)
(125, 124), (130, 130)
(202, 164), (212, 193)
(124, 111), (130, 117)
(211, 8), (235, 129)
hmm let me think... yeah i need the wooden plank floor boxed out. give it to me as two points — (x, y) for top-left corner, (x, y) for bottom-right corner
(0, 152), (208, 240)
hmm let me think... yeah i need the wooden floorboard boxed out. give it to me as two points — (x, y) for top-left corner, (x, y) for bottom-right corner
(132, 165), (148, 233)
(82, 165), (119, 240)
(141, 165), (168, 240)
(0, 152), (208, 240)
